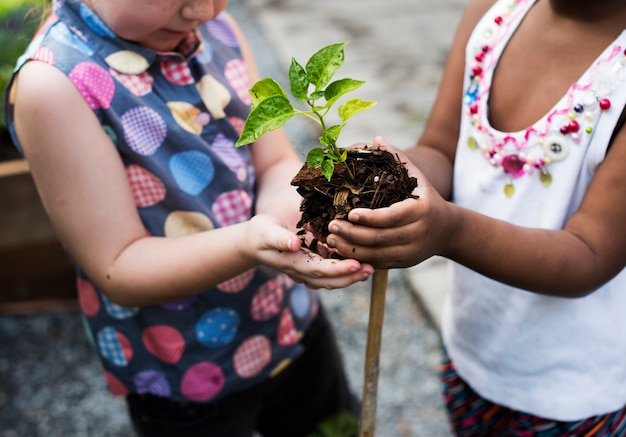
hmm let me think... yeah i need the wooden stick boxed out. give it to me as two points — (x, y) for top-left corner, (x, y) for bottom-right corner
(359, 269), (389, 437)
(0, 159), (29, 178)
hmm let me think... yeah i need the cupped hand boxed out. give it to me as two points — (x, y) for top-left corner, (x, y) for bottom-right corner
(325, 138), (458, 270)
(242, 214), (374, 289)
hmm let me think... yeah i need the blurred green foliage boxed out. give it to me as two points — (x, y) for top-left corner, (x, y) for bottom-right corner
(0, 0), (49, 133)
(306, 412), (359, 437)
(0, 0), (44, 18)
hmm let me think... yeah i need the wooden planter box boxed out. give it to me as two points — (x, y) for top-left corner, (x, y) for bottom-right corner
(0, 133), (76, 313)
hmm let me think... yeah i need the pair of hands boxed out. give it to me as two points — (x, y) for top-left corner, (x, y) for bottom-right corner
(327, 141), (455, 270)
(248, 139), (454, 289)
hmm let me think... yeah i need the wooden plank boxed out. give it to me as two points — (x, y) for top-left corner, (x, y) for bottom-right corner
(0, 299), (79, 315)
(0, 158), (29, 177)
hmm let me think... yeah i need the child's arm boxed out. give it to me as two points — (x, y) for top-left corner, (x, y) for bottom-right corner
(328, 132), (626, 298)
(325, 0), (626, 298)
(12, 61), (371, 308)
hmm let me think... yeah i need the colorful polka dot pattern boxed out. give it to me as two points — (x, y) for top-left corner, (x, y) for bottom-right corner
(105, 50), (150, 74)
(110, 70), (153, 96)
(206, 14), (239, 47)
(233, 336), (271, 378)
(69, 62), (115, 109)
(7, 1), (319, 404)
(169, 151), (215, 195)
(142, 325), (185, 364)
(102, 295), (139, 320)
(161, 60), (195, 85)
(104, 370), (129, 397)
(122, 106), (167, 155)
(164, 211), (214, 238)
(98, 327), (133, 366)
(251, 278), (285, 322)
(77, 277), (100, 317)
(180, 362), (225, 402)
(32, 46), (54, 64)
(289, 284), (314, 319)
(225, 58), (252, 105)
(277, 309), (299, 346)
(126, 164), (167, 207)
(211, 133), (247, 180)
(196, 308), (240, 348)
(135, 369), (171, 397)
(160, 294), (198, 311)
(212, 190), (252, 226)
(218, 269), (256, 293)
(167, 101), (204, 134)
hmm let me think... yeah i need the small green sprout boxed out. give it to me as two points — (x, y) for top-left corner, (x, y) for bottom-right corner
(235, 41), (377, 181)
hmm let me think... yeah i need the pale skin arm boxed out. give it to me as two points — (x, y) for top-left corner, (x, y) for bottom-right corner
(326, 0), (626, 298)
(13, 23), (372, 308)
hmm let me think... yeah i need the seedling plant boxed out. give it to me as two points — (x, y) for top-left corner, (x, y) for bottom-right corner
(235, 41), (376, 181)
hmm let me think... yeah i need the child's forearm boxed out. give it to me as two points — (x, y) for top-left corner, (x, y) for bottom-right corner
(92, 222), (260, 307)
(404, 145), (454, 200)
(443, 205), (617, 298)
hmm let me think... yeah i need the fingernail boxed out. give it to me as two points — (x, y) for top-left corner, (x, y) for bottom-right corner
(327, 238), (336, 248)
(330, 225), (338, 233)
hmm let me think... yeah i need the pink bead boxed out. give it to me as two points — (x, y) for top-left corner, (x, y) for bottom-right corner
(475, 52), (485, 63)
(560, 125), (570, 134)
(469, 103), (478, 114)
(568, 120), (580, 133)
(502, 154), (525, 178)
(494, 16), (503, 25)
(472, 65), (483, 76)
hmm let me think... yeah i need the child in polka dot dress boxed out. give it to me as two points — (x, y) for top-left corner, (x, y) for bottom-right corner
(326, 0), (626, 435)
(5, 0), (371, 435)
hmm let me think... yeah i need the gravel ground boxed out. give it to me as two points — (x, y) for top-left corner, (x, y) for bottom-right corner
(0, 271), (450, 437)
(319, 270), (450, 437)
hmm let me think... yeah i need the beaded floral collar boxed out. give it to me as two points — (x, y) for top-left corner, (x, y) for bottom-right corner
(464, 0), (626, 197)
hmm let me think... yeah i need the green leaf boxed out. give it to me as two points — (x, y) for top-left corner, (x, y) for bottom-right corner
(338, 98), (377, 123)
(321, 159), (335, 181)
(306, 147), (325, 168)
(248, 78), (289, 109)
(309, 90), (325, 102)
(324, 78), (365, 108)
(339, 149), (348, 163)
(288, 58), (309, 102)
(321, 125), (342, 147)
(306, 42), (347, 90)
(235, 96), (295, 147)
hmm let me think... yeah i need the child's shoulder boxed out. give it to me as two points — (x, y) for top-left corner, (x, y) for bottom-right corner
(13, 60), (83, 118)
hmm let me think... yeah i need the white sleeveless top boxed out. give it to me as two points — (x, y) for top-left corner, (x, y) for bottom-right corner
(443, 0), (626, 420)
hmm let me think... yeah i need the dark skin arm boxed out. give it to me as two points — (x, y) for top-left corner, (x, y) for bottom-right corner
(326, 0), (626, 298)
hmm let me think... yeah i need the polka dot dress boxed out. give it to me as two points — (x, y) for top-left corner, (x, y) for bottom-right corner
(6, 1), (318, 404)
